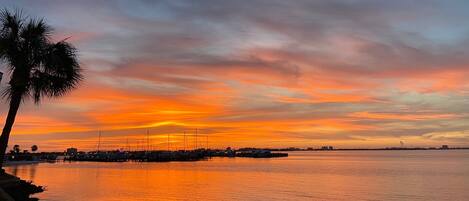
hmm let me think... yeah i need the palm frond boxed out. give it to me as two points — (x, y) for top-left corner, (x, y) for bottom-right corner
(0, 9), (24, 36)
(20, 18), (51, 40)
(0, 9), (83, 103)
(20, 18), (52, 66)
(30, 41), (82, 103)
(0, 9), (24, 66)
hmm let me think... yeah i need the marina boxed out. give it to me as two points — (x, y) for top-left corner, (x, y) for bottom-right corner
(64, 149), (288, 162)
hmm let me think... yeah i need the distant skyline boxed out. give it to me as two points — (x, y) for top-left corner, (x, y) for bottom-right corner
(1, 0), (469, 151)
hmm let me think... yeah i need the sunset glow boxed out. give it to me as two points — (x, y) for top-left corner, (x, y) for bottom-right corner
(1, 1), (469, 151)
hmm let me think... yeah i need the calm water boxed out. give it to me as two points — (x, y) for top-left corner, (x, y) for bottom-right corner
(5, 150), (469, 201)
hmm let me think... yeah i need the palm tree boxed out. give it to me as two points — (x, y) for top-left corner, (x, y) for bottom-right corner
(12, 144), (20, 154)
(31, 145), (38, 153)
(0, 10), (82, 169)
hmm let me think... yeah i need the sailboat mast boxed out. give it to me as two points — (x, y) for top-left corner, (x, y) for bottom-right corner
(195, 128), (198, 150)
(147, 129), (150, 151)
(126, 138), (129, 152)
(97, 130), (101, 152)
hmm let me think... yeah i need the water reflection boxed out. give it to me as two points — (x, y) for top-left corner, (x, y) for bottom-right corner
(7, 163), (38, 181)
(4, 150), (469, 201)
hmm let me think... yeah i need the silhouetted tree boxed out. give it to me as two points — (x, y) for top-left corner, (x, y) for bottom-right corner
(12, 144), (20, 153)
(31, 145), (38, 152)
(0, 10), (82, 169)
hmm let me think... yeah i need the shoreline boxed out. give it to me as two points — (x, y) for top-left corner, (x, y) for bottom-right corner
(286, 148), (469, 151)
(4, 148), (466, 165)
(4, 161), (41, 167)
(64, 149), (288, 163)
(0, 172), (43, 201)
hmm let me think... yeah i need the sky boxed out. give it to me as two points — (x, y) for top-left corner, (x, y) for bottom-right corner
(0, 0), (469, 151)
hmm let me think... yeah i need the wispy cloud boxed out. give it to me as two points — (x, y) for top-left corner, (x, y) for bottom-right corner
(0, 0), (468, 150)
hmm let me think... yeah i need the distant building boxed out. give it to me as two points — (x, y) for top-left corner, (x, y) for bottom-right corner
(285, 147), (301, 151)
(441, 145), (449, 149)
(321, 146), (334, 150)
(66, 147), (78, 156)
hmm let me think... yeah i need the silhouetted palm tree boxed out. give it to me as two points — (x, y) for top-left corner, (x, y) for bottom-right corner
(0, 10), (82, 169)
(12, 144), (20, 154)
(31, 145), (38, 153)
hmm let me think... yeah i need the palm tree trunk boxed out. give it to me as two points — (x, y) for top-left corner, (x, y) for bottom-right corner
(0, 92), (22, 169)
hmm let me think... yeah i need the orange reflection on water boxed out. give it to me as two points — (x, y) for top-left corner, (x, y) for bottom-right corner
(5, 151), (469, 201)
